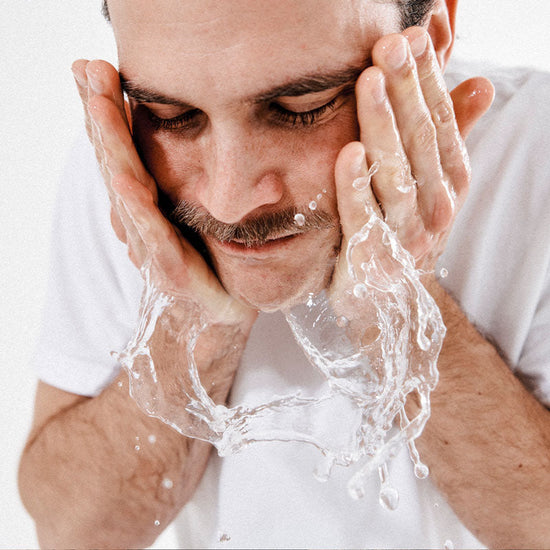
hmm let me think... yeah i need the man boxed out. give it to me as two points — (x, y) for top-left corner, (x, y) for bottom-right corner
(18, 0), (550, 548)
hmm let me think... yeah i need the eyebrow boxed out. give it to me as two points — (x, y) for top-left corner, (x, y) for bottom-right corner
(119, 60), (370, 107)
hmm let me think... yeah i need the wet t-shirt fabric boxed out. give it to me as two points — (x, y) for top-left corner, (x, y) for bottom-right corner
(33, 60), (550, 549)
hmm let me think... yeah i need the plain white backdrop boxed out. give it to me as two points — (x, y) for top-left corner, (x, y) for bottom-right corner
(1, 1), (549, 548)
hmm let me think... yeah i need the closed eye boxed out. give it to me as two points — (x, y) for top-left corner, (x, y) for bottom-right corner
(268, 97), (339, 127)
(147, 108), (203, 131)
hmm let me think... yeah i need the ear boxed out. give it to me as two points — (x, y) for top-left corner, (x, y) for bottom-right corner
(426, 0), (458, 70)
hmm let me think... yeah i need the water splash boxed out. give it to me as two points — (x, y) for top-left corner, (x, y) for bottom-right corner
(115, 161), (444, 506)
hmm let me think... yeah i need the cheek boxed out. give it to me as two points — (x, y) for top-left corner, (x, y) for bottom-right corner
(132, 103), (360, 206)
(289, 107), (359, 207)
(132, 127), (197, 202)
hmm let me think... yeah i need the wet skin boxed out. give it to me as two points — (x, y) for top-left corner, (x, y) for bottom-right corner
(73, 0), (493, 316)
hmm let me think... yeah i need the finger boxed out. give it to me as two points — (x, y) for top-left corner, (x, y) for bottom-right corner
(88, 95), (157, 198)
(403, 27), (469, 203)
(356, 66), (417, 227)
(112, 174), (192, 286)
(373, 33), (452, 233)
(71, 59), (93, 141)
(450, 77), (495, 139)
(72, 59), (129, 244)
(85, 59), (129, 128)
(335, 141), (381, 241)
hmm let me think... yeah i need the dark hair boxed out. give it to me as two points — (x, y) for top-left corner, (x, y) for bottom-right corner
(397, 0), (437, 28)
(101, 0), (436, 30)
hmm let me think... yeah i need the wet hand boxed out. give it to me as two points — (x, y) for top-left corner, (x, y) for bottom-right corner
(71, 59), (256, 328)
(335, 27), (494, 280)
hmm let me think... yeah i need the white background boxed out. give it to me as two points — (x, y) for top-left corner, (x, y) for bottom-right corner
(1, 1), (549, 548)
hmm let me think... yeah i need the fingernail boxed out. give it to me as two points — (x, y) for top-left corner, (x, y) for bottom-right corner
(409, 33), (428, 58)
(86, 66), (104, 94)
(385, 39), (408, 69)
(71, 67), (87, 88)
(352, 144), (367, 177)
(371, 73), (386, 104)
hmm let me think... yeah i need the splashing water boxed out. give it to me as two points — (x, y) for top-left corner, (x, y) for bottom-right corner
(115, 161), (445, 505)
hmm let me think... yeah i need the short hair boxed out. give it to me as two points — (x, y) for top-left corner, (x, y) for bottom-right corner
(101, 0), (436, 30)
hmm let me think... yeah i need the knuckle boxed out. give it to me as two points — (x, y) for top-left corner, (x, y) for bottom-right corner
(413, 113), (437, 154)
(448, 157), (471, 194)
(432, 97), (455, 127)
(427, 188), (454, 232)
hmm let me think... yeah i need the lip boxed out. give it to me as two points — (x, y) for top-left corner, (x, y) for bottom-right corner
(207, 232), (302, 259)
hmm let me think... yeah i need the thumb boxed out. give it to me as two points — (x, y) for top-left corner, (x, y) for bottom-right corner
(451, 77), (495, 139)
(335, 141), (381, 242)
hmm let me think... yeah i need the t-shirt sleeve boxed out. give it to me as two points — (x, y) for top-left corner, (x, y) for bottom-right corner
(32, 132), (143, 397)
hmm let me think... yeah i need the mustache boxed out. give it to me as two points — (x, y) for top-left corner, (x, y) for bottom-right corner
(169, 200), (335, 247)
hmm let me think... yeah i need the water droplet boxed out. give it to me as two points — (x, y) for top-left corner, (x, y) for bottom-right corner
(414, 463), (429, 479)
(316, 193), (323, 201)
(308, 200), (317, 211)
(352, 176), (371, 191)
(444, 539), (454, 550)
(154, 519), (160, 527)
(162, 477), (174, 489)
(294, 213), (306, 227)
(117, 381), (123, 388)
(313, 454), (335, 482)
(379, 485), (399, 511)
(439, 267), (449, 279)
(148, 434), (157, 444)
(348, 483), (365, 500)
(322, 188), (327, 194)
(135, 436), (140, 441)
(336, 316), (349, 328)
(218, 532), (231, 543)
(134, 445), (141, 451)
(353, 283), (368, 300)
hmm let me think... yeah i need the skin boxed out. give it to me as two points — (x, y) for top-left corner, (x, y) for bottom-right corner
(18, 0), (550, 548)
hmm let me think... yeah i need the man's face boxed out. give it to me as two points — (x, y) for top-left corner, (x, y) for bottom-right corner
(108, 0), (400, 311)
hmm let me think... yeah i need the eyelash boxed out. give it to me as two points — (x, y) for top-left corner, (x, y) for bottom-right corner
(147, 96), (341, 132)
(148, 109), (202, 131)
(268, 97), (339, 127)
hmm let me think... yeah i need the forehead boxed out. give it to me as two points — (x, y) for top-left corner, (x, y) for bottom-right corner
(108, 0), (399, 100)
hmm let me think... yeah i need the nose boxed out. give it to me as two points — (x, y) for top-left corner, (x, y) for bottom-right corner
(195, 126), (284, 224)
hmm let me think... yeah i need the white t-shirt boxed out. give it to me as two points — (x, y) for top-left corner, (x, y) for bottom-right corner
(33, 61), (550, 549)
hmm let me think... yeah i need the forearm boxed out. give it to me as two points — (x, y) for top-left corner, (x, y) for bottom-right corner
(417, 279), (550, 549)
(20, 295), (253, 549)
(19, 372), (211, 548)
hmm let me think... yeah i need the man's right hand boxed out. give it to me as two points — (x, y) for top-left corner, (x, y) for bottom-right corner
(71, 59), (257, 429)
(71, 59), (256, 330)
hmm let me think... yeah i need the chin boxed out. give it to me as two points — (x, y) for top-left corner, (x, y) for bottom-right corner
(217, 254), (337, 313)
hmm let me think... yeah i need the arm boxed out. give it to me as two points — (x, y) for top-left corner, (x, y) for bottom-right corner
(19, 377), (211, 548)
(332, 26), (550, 548)
(18, 60), (256, 548)
(417, 279), (550, 549)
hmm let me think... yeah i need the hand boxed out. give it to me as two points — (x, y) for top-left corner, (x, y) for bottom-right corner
(291, 29), (495, 475)
(71, 59), (256, 329)
(334, 26), (494, 285)
(71, 60), (257, 431)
